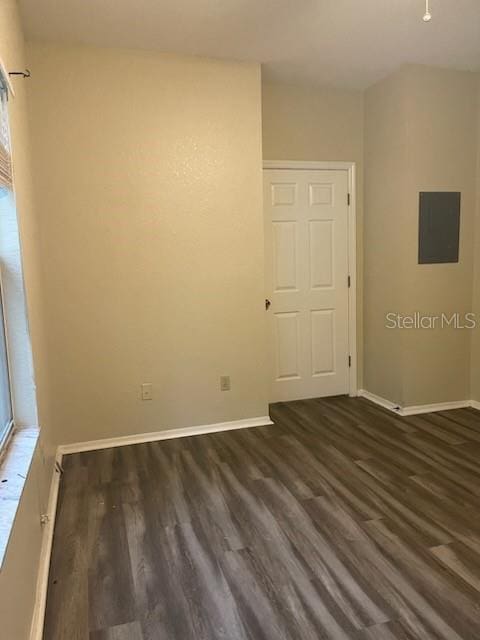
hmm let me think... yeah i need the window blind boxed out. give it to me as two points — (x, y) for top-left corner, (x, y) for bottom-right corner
(0, 86), (12, 193)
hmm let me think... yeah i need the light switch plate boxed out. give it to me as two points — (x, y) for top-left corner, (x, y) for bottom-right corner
(220, 376), (231, 391)
(141, 383), (153, 400)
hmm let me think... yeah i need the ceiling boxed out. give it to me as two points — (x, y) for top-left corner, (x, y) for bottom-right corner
(19, 0), (480, 89)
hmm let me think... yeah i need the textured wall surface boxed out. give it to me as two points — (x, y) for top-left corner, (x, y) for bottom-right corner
(27, 42), (268, 445)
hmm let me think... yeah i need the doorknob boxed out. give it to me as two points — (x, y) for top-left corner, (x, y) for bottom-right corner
(265, 298), (271, 311)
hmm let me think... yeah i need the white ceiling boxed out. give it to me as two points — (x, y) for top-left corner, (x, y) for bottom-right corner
(19, 0), (480, 89)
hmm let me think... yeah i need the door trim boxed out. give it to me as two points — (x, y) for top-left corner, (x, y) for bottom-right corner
(263, 161), (357, 397)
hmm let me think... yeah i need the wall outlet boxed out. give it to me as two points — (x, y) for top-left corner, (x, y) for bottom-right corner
(141, 383), (153, 400)
(220, 376), (231, 391)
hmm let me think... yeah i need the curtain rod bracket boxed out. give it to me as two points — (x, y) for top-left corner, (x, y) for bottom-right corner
(8, 69), (31, 79)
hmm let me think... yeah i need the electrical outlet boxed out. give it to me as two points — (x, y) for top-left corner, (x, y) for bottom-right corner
(220, 376), (231, 391)
(141, 383), (153, 401)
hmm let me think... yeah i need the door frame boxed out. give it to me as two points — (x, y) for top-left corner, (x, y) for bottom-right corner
(263, 160), (358, 397)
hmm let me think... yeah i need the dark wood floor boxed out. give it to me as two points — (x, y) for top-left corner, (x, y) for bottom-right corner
(43, 397), (480, 639)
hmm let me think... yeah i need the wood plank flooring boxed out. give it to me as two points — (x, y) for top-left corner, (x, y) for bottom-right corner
(43, 397), (480, 639)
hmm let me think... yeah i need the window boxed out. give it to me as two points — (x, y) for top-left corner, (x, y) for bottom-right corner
(0, 82), (13, 451)
(0, 64), (39, 566)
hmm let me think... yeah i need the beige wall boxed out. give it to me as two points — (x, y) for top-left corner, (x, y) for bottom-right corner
(0, 1), (53, 639)
(262, 81), (364, 387)
(262, 82), (364, 163)
(364, 65), (479, 406)
(364, 68), (410, 405)
(402, 66), (478, 405)
(471, 78), (480, 402)
(27, 42), (268, 445)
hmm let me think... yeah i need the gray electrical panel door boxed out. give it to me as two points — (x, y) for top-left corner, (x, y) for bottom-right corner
(418, 192), (460, 264)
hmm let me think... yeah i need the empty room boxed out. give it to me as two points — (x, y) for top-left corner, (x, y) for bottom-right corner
(2, 0), (480, 638)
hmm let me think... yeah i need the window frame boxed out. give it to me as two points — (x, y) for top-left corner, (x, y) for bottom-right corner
(0, 74), (15, 456)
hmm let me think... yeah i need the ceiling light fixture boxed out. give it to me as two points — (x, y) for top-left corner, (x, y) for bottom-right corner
(423, 0), (432, 22)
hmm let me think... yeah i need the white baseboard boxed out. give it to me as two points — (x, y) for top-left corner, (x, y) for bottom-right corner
(358, 389), (473, 416)
(58, 415), (274, 456)
(400, 400), (471, 416)
(29, 456), (62, 640)
(357, 390), (402, 413)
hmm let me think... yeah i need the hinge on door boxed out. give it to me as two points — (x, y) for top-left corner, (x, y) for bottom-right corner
(348, 355), (352, 368)
(348, 275), (351, 288)
(347, 193), (351, 206)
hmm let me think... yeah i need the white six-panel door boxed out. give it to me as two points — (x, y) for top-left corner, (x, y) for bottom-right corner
(264, 169), (350, 402)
